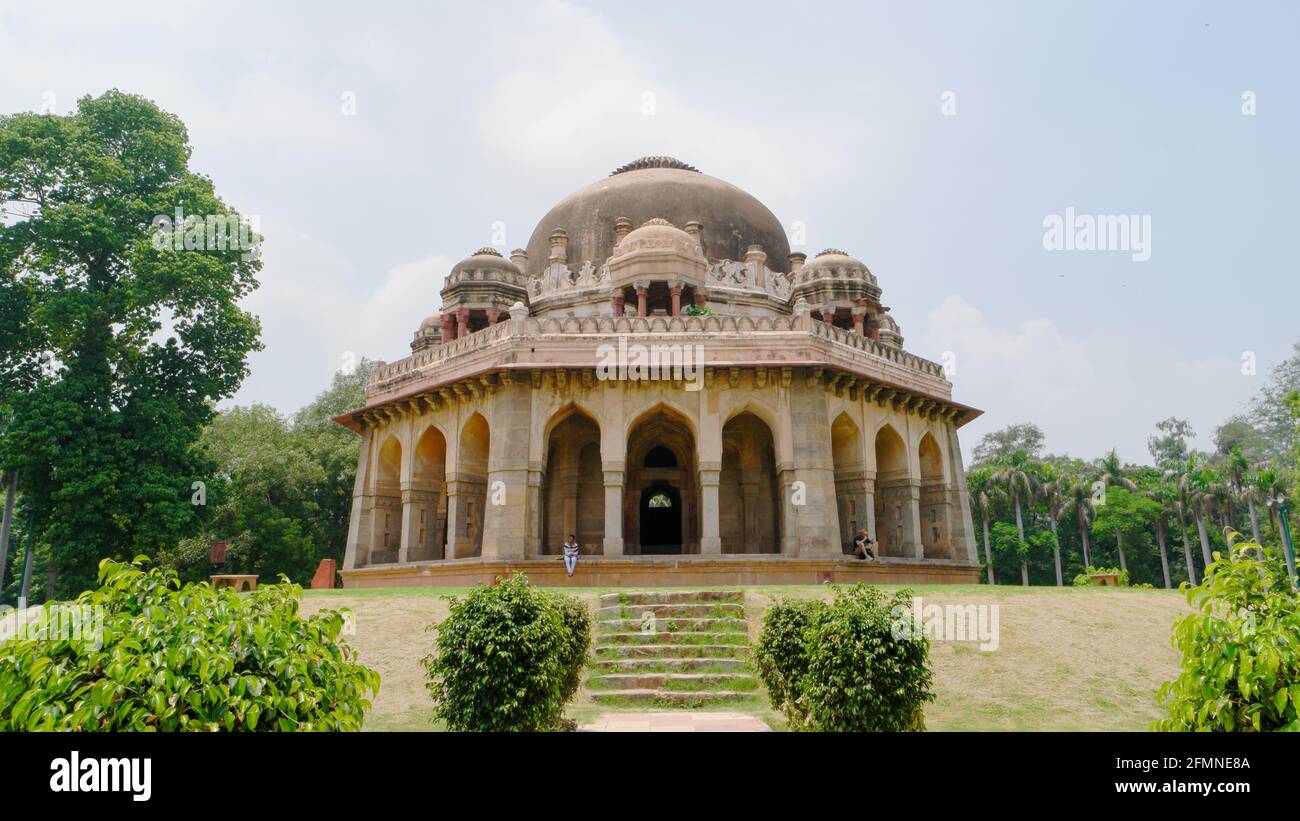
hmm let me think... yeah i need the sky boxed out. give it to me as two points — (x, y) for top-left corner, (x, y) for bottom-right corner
(2, 0), (1297, 464)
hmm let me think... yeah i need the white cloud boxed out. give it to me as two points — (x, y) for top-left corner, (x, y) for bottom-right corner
(479, 0), (865, 203)
(915, 294), (1255, 464)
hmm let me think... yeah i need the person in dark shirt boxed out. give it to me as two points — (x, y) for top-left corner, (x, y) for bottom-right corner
(853, 529), (876, 561)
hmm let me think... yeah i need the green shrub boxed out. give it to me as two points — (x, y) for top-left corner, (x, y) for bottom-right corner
(753, 597), (820, 713)
(422, 574), (590, 731)
(0, 557), (379, 731)
(1071, 566), (1130, 587)
(755, 585), (934, 731)
(1153, 539), (1300, 731)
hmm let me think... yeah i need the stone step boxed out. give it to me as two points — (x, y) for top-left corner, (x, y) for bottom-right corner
(592, 657), (748, 672)
(597, 617), (747, 633)
(598, 590), (744, 606)
(589, 689), (755, 705)
(597, 603), (746, 620)
(590, 672), (755, 690)
(594, 643), (750, 659)
(596, 631), (749, 646)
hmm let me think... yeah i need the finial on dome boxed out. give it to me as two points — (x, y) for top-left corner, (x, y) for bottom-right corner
(610, 156), (700, 175)
(816, 248), (849, 258)
(472, 247), (504, 257)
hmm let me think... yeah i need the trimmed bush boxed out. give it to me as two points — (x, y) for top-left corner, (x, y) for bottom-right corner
(1154, 539), (1300, 731)
(422, 573), (591, 731)
(0, 558), (379, 731)
(755, 585), (934, 731)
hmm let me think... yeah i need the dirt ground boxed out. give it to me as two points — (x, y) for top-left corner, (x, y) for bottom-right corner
(301, 584), (1190, 732)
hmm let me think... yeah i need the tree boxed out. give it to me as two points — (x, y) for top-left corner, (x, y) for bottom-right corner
(1246, 340), (1300, 460)
(967, 467), (996, 584)
(1039, 464), (1068, 586)
(1147, 417), (1194, 471)
(1066, 478), (1096, 568)
(1144, 481), (1178, 588)
(1095, 449), (1138, 572)
(1090, 487), (1161, 584)
(972, 423), (1045, 465)
(989, 450), (1039, 585)
(1178, 456), (1220, 572)
(0, 91), (262, 596)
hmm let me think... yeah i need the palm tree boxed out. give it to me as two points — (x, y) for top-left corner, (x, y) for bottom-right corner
(1166, 461), (1199, 586)
(1225, 449), (1256, 540)
(990, 450), (1039, 586)
(1096, 449), (1137, 572)
(1145, 482), (1176, 589)
(1067, 478), (1096, 568)
(1039, 465), (1067, 586)
(1254, 467), (1288, 541)
(967, 467), (996, 585)
(1178, 456), (1218, 570)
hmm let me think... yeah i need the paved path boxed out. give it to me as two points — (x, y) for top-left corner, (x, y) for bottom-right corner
(580, 710), (770, 732)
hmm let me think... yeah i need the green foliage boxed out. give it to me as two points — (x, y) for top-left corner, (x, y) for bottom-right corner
(422, 574), (590, 731)
(0, 91), (262, 596)
(1071, 566), (1130, 587)
(683, 304), (716, 316)
(753, 597), (820, 711)
(1154, 538), (1300, 731)
(156, 363), (371, 585)
(972, 423), (1045, 465)
(754, 585), (934, 731)
(0, 558), (379, 731)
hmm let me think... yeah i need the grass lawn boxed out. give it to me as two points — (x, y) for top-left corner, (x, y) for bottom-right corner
(301, 583), (1190, 732)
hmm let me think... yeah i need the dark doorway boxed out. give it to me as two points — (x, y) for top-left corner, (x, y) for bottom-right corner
(639, 484), (682, 554)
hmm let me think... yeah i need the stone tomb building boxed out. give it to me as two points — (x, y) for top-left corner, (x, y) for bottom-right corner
(337, 157), (982, 586)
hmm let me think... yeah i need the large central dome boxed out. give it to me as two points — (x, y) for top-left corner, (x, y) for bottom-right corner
(523, 157), (792, 279)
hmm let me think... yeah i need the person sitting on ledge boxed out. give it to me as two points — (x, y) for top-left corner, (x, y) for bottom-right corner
(854, 529), (876, 561)
(562, 534), (580, 577)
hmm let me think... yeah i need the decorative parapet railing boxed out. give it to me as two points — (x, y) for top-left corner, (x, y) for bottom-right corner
(528, 257), (795, 302)
(367, 310), (949, 397)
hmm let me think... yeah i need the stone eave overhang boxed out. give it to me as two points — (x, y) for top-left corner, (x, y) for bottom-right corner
(335, 321), (981, 435)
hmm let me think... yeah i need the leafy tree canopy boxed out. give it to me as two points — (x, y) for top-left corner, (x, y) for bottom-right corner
(0, 90), (262, 596)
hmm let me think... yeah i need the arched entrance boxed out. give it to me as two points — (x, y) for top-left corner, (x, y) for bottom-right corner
(541, 408), (603, 555)
(719, 411), (781, 553)
(625, 405), (698, 554)
(873, 424), (910, 557)
(639, 484), (682, 553)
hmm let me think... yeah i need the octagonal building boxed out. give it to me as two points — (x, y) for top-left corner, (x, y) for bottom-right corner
(336, 157), (983, 587)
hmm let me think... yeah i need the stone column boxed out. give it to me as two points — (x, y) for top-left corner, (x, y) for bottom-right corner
(694, 289), (707, 308)
(456, 308), (469, 339)
(852, 300), (868, 335)
(946, 422), (979, 564)
(440, 314), (454, 343)
(820, 308), (835, 325)
(444, 478), (470, 558)
(342, 428), (375, 569)
(635, 281), (648, 317)
(481, 377), (532, 559)
(906, 480), (924, 559)
(669, 279), (683, 316)
(777, 466), (797, 555)
(611, 292), (625, 317)
(602, 467), (625, 555)
(862, 475), (877, 543)
(699, 465), (721, 554)
(486, 306), (501, 325)
(787, 377), (842, 555)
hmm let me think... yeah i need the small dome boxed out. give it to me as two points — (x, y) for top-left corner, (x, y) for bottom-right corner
(612, 218), (703, 258)
(449, 247), (521, 280)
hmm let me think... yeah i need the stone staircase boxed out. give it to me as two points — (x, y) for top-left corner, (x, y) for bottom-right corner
(587, 590), (759, 706)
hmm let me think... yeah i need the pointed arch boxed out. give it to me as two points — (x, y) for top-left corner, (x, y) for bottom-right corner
(541, 406), (603, 554)
(626, 403), (698, 554)
(719, 411), (780, 554)
(831, 412), (865, 552)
